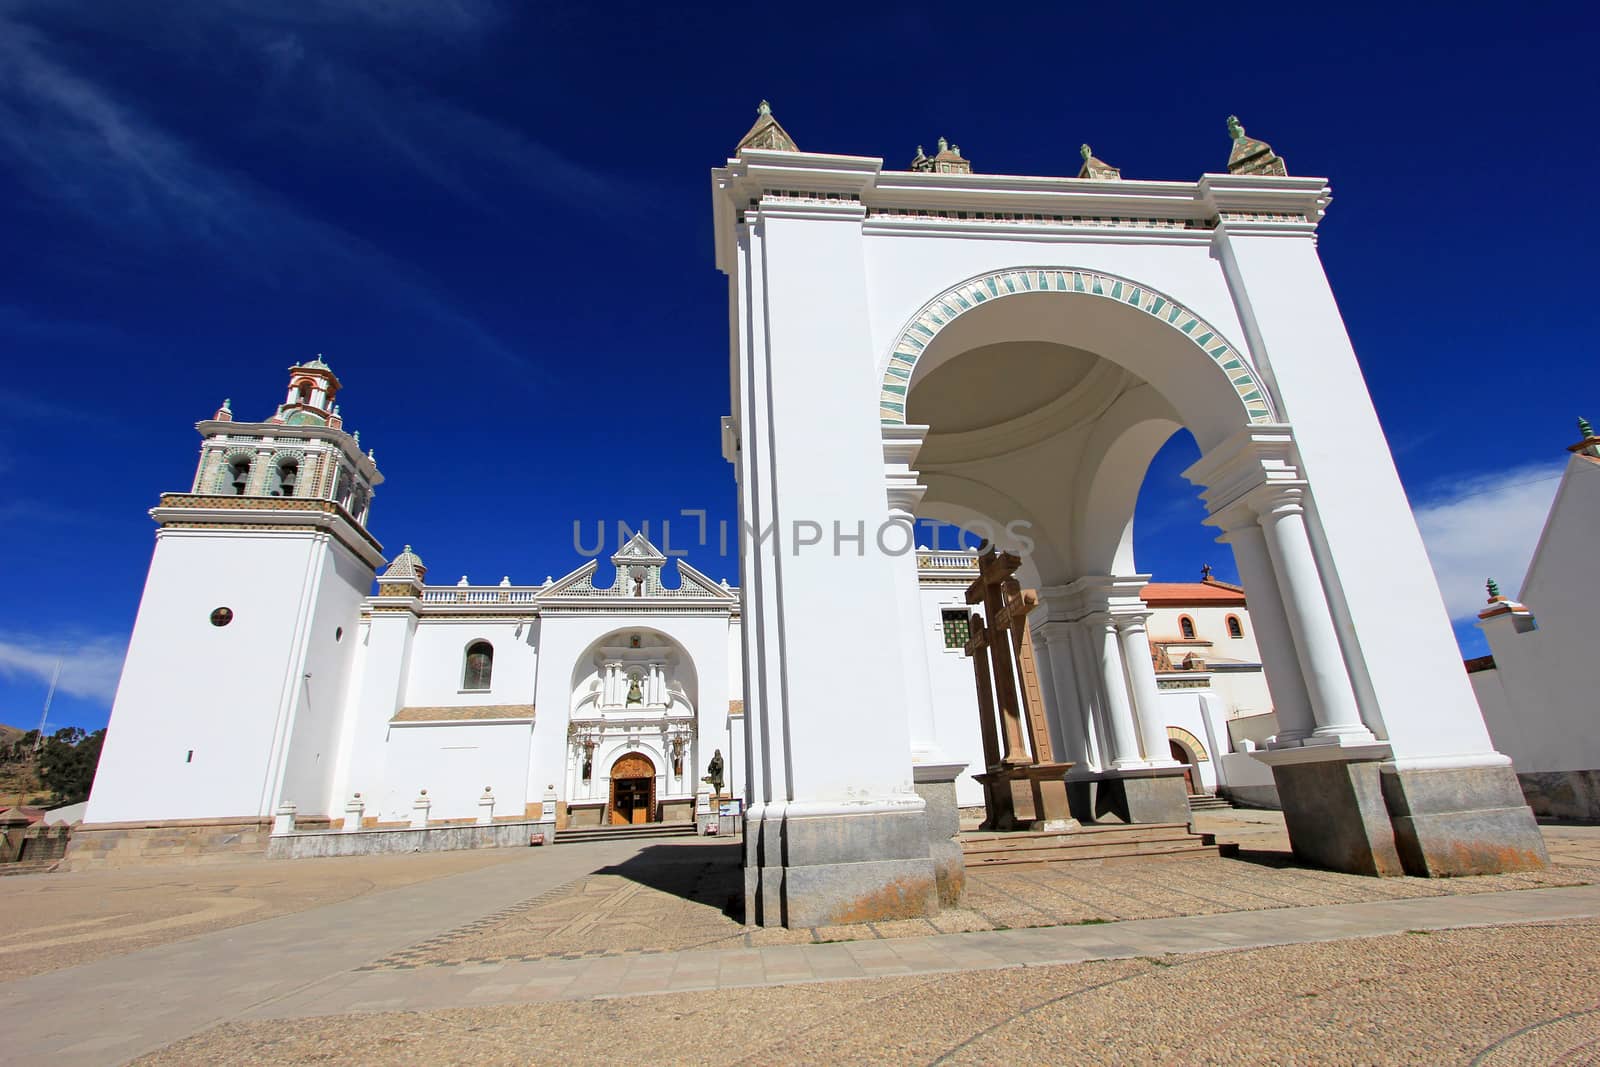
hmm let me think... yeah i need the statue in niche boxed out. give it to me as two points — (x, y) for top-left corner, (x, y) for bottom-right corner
(671, 738), (684, 777)
(581, 749), (593, 781)
(702, 749), (725, 795)
(626, 674), (643, 705)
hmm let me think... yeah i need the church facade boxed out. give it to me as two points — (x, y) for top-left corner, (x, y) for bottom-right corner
(79, 358), (1279, 861)
(80, 363), (750, 847)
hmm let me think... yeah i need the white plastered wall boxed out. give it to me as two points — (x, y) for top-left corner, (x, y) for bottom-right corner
(87, 529), (366, 823)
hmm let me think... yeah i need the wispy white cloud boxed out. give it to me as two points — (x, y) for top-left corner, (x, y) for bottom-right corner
(1414, 462), (1565, 620)
(0, 14), (536, 374)
(0, 632), (127, 705)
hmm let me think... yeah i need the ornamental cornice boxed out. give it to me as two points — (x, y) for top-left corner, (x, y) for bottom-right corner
(152, 497), (384, 568)
(714, 152), (1332, 273)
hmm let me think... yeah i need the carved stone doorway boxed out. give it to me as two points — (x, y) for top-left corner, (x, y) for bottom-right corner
(608, 752), (656, 825)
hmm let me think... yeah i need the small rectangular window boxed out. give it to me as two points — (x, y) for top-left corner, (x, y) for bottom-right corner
(941, 609), (970, 650)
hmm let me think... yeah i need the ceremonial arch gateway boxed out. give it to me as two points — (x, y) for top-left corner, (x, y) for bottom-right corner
(712, 107), (1548, 927)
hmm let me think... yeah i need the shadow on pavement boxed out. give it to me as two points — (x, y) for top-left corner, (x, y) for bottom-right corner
(594, 841), (746, 922)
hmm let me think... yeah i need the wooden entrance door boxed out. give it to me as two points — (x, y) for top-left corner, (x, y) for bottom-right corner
(608, 752), (656, 825)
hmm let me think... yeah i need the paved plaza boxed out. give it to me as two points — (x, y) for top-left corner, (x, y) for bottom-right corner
(1, 812), (1598, 1064)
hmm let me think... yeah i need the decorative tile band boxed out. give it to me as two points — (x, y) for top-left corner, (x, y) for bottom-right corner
(868, 209), (1209, 230)
(878, 268), (1274, 426)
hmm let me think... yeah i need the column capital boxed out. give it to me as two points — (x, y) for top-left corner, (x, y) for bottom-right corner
(1040, 574), (1152, 622)
(883, 423), (929, 515)
(1184, 424), (1306, 523)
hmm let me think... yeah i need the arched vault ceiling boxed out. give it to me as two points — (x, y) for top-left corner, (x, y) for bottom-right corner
(914, 350), (1133, 467)
(906, 341), (1099, 435)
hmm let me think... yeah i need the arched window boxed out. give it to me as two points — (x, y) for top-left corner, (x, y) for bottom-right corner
(1227, 615), (1245, 639)
(294, 380), (312, 404)
(228, 458), (252, 495)
(270, 458), (299, 498)
(1179, 615), (1196, 640)
(462, 641), (493, 690)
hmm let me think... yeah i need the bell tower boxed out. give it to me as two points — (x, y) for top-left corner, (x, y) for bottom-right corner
(85, 358), (387, 839)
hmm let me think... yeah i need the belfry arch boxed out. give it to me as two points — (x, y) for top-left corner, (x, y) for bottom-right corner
(712, 109), (1547, 929)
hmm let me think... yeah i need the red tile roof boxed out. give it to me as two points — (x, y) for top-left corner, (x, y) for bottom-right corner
(1140, 579), (1247, 607)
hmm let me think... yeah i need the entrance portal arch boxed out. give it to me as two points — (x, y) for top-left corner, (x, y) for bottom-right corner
(608, 752), (656, 825)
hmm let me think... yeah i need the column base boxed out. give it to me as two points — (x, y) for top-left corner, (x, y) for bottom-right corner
(743, 802), (940, 928)
(1064, 767), (1192, 825)
(1258, 747), (1404, 876)
(1380, 762), (1549, 876)
(1256, 746), (1550, 878)
(914, 762), (968, 907)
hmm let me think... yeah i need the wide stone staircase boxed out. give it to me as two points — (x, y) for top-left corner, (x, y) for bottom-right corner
(554, 821), (701, 846)
(961, 822), (1221, 869)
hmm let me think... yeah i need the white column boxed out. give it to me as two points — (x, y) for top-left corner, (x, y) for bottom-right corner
(1214, 509), (1317, 745)
(1037, 621), (1092, 769)
(1089, 615), (1144, 768)
(1116, 613), (1179, 766)
(883, 426), (940, 762)
(1067, 622), (1109, 772)
(1255, 487), (1373, 742)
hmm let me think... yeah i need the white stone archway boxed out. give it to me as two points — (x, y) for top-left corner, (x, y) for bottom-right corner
(712, 133), (1547, 927)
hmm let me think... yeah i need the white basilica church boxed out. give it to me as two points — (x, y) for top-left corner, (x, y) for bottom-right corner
(77, 106), (1549, 930)
(80, 356), (1278, 855)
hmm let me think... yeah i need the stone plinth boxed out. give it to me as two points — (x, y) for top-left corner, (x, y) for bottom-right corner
(1380, 762), (1548, 876)
(744, 802), (938, 928)
(266, 818), (556, 860)
(62, 818), (274, 870)
(1259, 746), (1404, 876)
(1066, 767), (1192, 826)
(1258, 746), (1550, 878)
(913, 762), (968, 907)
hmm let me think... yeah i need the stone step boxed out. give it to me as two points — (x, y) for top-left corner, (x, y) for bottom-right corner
(961, 830), (1204, 857)
(961, 822), (1194, 847)
(1188, 794), (1234, 811)
(963, 838), (1220, 867)
(555, 822), (699, 845)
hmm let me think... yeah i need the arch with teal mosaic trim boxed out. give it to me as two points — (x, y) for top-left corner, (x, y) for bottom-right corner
(878, 268), (1276, 426)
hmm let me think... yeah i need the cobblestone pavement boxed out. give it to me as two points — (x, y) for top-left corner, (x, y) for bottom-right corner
(379, 827), (1599, 966)
(0, 847), (528, 980)
(139, 919), (1600, 1065)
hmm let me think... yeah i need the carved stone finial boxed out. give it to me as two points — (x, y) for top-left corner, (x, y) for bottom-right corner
(1225, 114), (1288, 176)
(911, 136), (972, 174)
(1580, 416), (1595, 439)
(736, 99), (797, 153)
(221, 397), (231, 412)
(1077, 144), (1121, 181)
(1486, 577), (1502, 600)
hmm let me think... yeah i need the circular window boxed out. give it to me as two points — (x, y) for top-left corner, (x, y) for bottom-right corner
(335, 626), (344, 642)
(210, 607), (234, 627)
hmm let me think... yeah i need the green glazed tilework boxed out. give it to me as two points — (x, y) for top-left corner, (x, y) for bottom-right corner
(878, 268), (1275, 425)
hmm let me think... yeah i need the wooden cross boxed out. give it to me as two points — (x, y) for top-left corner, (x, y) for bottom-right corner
(965, 549), (1033, 767)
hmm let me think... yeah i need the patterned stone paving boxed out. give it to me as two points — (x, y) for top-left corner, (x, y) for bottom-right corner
(374, 828), (1600, 971)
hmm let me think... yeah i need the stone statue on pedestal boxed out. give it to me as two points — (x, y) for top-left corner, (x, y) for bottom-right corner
(702, 749), (725, 795)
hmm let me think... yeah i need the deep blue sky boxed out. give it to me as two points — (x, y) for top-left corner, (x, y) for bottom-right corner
(1, 1), (1592, 733)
